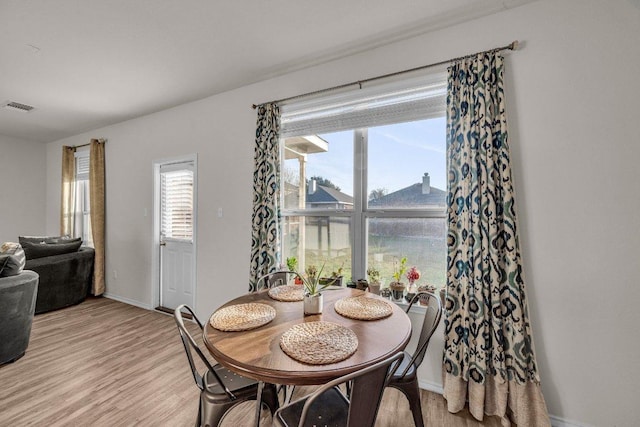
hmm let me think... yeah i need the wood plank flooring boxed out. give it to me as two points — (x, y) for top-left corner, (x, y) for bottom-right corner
(0, 297), (502, 426)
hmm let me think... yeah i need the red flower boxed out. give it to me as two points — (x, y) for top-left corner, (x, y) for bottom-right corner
(406, 266), (420, 282)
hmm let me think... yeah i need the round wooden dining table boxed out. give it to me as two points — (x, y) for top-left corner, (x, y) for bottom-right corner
(203, 287), (412, 426)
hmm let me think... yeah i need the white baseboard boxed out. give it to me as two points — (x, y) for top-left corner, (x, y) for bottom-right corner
(102, 292), (152, 310)
(418, 379), (444, 394)
(549, 415), (589, 427)
(417, 380), (586, 427)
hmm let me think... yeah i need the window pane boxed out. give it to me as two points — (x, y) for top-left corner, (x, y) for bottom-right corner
(367, 217), (445, 288)
(282, 215), (352, 281)
(161, 169), (194, 240)
(73, 179), (93, 246)
(367, 118), (446, 209)
(282, 132), (353, 210)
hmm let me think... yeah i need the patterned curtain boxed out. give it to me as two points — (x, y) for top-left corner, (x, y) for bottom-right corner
(443, 53), (550, 426)
(89, 139), (106, 296)
(249, 103), (281, 291)
(60, 146), (76, 236)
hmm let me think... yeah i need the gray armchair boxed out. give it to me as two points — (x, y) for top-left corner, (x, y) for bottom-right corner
(0, 270), (39, 365)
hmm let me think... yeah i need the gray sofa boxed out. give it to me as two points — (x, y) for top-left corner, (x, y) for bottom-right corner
(0, 270), (39, 365)
(18, 236), (95, 314)
(25, 247), (95, 314)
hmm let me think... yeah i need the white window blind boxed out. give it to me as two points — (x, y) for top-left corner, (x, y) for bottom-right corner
(75, 152), (90, 180)
(160, 163), (194, 241)
(280, 72), (446, 138)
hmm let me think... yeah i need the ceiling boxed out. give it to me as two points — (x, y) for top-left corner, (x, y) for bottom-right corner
(0, 0), (536, 143)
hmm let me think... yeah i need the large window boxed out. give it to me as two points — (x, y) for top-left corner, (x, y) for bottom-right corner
(74, 151), (93, 246)
(279, 74), (447, 287)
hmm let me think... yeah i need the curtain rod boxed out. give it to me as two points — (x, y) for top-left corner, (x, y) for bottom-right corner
(69, 138), (106, 149)
(251, 40), (518, 109)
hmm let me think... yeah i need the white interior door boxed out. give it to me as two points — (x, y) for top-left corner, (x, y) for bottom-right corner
(159, 161), (195, 310)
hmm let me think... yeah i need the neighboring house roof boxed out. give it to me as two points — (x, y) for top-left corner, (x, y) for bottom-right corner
(283, 183), (354, 208)
(307, 185), (354, 205)
(369, 183), (446, 207)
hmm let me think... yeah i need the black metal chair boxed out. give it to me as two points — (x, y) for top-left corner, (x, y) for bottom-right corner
(255, 270), (296, 291)
(274, 351), (404, 427)
(387, 291), (442, 427)
(174, 305), (279, 427)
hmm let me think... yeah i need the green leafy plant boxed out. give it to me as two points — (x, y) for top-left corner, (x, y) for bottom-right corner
(366, 266), (381, 284)
(392, 257), (408, 283)
(295, 261), (339, 296)
(286, 256), (297, 272)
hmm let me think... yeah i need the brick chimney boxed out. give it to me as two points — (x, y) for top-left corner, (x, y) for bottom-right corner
(422, 173), (431, 194)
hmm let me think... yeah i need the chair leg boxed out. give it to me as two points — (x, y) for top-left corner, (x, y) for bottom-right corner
(392, 378), (424, 427)
(281, 385), (295, 405)
(345, 380), (353, 398)
(262, 383), (280, 415)
(254, 381), (264, 426)
(195, 399), (202, 427)
(199, 391), (235, 427)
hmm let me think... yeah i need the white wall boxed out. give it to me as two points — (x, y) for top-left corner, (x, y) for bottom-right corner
(44, 1), (640, 425)
(0, 134), (46, 242)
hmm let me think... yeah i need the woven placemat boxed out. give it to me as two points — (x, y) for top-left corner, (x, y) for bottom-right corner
(334, 296), (393, 320)
(209, 303), (276, 331)
(268, 284), (304, 302)
(280, 321), (358, 365)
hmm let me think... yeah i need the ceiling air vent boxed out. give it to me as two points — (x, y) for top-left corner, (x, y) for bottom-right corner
(3, 101), (35, 113)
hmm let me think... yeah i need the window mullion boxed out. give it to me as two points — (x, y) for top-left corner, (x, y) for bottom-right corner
(353, 129), (367, 281)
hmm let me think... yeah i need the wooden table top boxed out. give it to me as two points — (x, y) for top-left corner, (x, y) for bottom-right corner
(203, 287), (412, 386)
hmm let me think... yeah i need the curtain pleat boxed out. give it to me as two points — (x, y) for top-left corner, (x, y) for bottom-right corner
(443, 53), (550, 426)
(89, 139), (106, 296)
(249, 103), (281, 291)
(60, 146), (76, 236)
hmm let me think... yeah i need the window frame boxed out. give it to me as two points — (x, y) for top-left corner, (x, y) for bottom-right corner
(280, 128), (446, 282)
(279, 74), (447, 282)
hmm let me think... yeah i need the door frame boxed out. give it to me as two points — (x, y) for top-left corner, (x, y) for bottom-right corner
(151, 153), (198, 312)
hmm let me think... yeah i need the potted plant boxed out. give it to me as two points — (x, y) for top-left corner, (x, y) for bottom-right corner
(366, 266), (381, 295)
(295, 262), (339, 315)
(287, 257), (303, 284)
(417, 283), (438, 306)
(320, 264), (344, 287)
(405, 266), (420, 302)
(389, 257), (408, 301)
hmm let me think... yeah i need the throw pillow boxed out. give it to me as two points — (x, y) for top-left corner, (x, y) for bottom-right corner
(19, 235), (82, 245)
(0, 242), (26, 277)
(21, 240), (83, 260)
(0, 254), (10, 276)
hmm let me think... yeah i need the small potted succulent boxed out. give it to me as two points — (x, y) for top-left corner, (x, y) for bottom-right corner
(417, 283), (438, 306)
(366, 266), (381, 295)
(389, 257), (408, 301)
(320, 264), (344, 287)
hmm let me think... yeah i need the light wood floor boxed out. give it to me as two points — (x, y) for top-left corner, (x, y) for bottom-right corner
(0, 297), (503, 426)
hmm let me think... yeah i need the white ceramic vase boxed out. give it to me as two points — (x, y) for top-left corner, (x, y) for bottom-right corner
(303, 293), (323, 315)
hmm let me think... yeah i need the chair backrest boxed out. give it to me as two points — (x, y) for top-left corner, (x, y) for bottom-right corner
(297, 352), (404, 427)
(173, 305), (235, 398)
(255, 270), (296, 291)
(403, 291), (443, 377)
